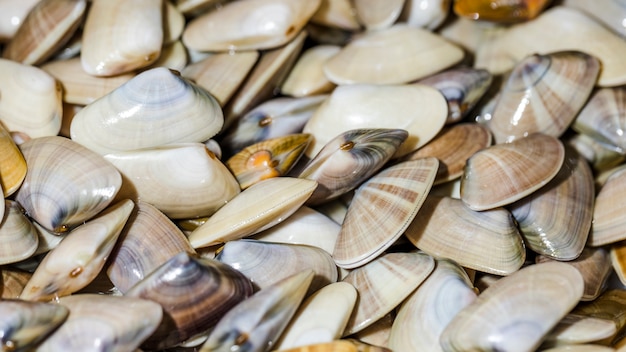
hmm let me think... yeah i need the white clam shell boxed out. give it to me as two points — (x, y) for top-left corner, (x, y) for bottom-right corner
(0, 200), (38, 265)
(0, 0), (40, 42)
(400, 0), (451, 29)
(353, 0), (405, 30)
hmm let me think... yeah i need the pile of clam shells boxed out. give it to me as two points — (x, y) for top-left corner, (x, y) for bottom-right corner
(3, 0), (626, 351)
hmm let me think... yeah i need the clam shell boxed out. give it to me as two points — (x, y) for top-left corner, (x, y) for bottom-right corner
(323, 24), (464, 85)
(226, 134), (312, 189)
(70, 67), (223, 155)
(309, 0), (360, 30)
(353, 0), (404, 30)
(81, 0), (163, 76)
(216, 239), (338, 294)
(453, 0), (551, 23)
(31, 221), (65, 256)
(303, 84), (448, 158)
(274, 282), (357, 350)
(0, 0), (40, 42)
(488, 51), (600, 144)
(37, 294), (163, 352)
(590, 166), (626, 246)
(188, 177), (317, 248)
(0, 200), (38, 265)
(543, 313), (617, 348)
(181, 50), (259, 106)
(201, 270), (315, 352)
(280, 45), (340, 98)
(439, 262), (585, 352)
(127, 252), (254, 350)
(333, 158), (438, 269)
(405, 196), (526, 275)
(107, 201), (196, 294)
(399, 0), (450, 29)
(0, 123), (27, 197)
(565, 132), (626, 173)
(574, 87), (626, 153)
(0, 299), (69, 352)
(298, 129), (409, 205)
(563, 0), (626, 37)
(143, 40), (188, 72)
(164, 0), (185, 44)
(105, 143), (241, 219)
(403, 123), (492, 185)
(571, 289), (626, 341)
(460, 133), (565, 211)
(388, 259), (477, 352)
(19, 199), (133, 302)
(42, 57), (135, 105)
(542, 345), (616, 352)
(1, 269), (32, 299)
(15, 136), (122, 233)
(342, 251), (435, 335)
(2, 0), (86, 65)
(0, 58), (62, 138)
(509, 147), (594, 260)
(275, 340), (391, 352)
(352, 313), (393, 348)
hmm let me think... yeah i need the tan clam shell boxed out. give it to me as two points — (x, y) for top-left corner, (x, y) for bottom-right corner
(19, 199), (133, 302)
(276, 340), (391, 352)
(143, 40), (188, 72)
(182, 0), (320, 51)
(105, 143), (241, 219)
(460, 133), (565, 211)
(15, 136), (122, 233)
(352, 313), (393, 348)
(323, 24), (464, 85)
(0, 200), (38, 265)
(310, 0), (360, 30)
(400, 0), (450, 29)
(1, 268), (32, 299)
(2, 0), (86, 65)
(488, 51), (600, 144)
(70, 67), (223, 155)
(574, 87), (626, 153)
(590, 166), (626, 246)
(571, 290), (626, 342)
(440, 262), (585, 352)
(403, 123), (492, 185)
(342, 251), (435, 335)
(543, 345), (616, 352)
(487, 6), (626, 87)
(81, 0), (163, 76)
(0, 58), (62, 138)
(164, 0), (185, 44)
(0, 123), (26, 197)
(543, 313), (617, 348)
(280, 44), (340, 98)
(333, 158), (438, 269)
(353, 0), (404, 30)
(405, 196), (526, 275)
(107, 201), (196, 294)
(188, 177), (317, 248)
(0, 0), (40, 42)
(42, 57), (135, 105)
(388, 259), (477, 352)
(303, 84), (448, 158)
(0, 299), (69, 351)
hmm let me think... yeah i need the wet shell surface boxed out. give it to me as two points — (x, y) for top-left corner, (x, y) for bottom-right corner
(405, 196), (526, 275)
(460, 133), (565, 211)
(0, 123), (26, 197)
(15, 136), (122, 233)
(573, 86), (626, 153)
(333, 158), (438, 269)
(487, 51), (600, 144)
(0, 200), (38, 265)
(70, 67), (223, 155)
(323, 24), (464, 85)
(590, 166), (626, 246)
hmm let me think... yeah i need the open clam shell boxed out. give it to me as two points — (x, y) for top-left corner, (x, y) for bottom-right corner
(0, 200), (38, 266)
(405, 196), (526, 275)
(323, 24), (464, 85)
(127, 252), (254, 350)
(188, 177), (317, 248)
(0, 123), (26, 197)
(70, 67), (223, 155)
(15, 136), (122, 233)
(281, 45), (339, 98)
(81, 0), (163, 76)
(460, 133), (565, 211)
(440, 262), (585, 352)
(590, 166), (626, 246)
(333, 158), (438, 269)
(183, 0), (320, 51)
(574, 86), (626, 154)
(488, 51), (600, 144)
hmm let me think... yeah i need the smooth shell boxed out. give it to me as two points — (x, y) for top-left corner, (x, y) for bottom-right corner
(453, 0), (551, 23)
(281, 45), (340, 97)
(590, 166), (626, 246)
(353, 0), (405, 30)
(0, 200), (38, 265)
(0, 123), (27, 197)
(574, 86), (626, 153)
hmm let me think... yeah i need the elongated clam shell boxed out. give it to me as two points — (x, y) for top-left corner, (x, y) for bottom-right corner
(342, 251), (435, 335)
(15, 136), (122, 233)
(188, 177), (317, 248)
(127, 252), (254, 350)
(20, 200), (133, 302)
(274, 282), (357, 350)
(1, 269), (32, 299)
(81, 0), (163, 76)
(574, 87), (626, 153)
(303, 84), (448, 158)
(281, 45), (339, 98)
(542, 345), (616, 352)
(590, 166), (626, 246)
(107, 201), (196, 293)
(70, 67), (223, 155)
(488, 51), (600, 144)
(453, 0), (551, 23)
(216, 239), (338, 294)
(0, 123), (26, 197)
(0, 0), (40, 42)
(440, 262), (585, 352)
(298, 129), (409, 205)
(2, 0), (86, 65)
(400, 0), (450, 29)
(37, 294), (162, 352)
(0, 299), (69, 352)
(563, 0), (626, 37)
(405, 196), (525, 275)
(353, 0), (404, 30)
(333, 158), (437, 268)
(164, 1), (185, 44)
(323, 24), (463, 85)
(0, 58), (62, 138)
(543, 313), (617, 348)
(388, 259), (477, 352)
(275, 339), (391, 352)
(200, 270), (314, 352)
(460, 133), (565, 211)
(0, 200), (38, 265)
